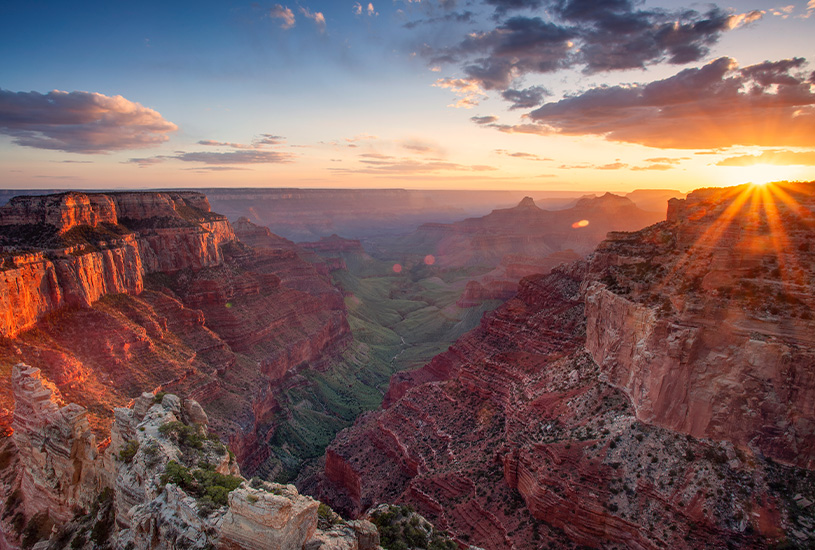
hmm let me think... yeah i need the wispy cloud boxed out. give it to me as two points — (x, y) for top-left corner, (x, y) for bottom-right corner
(433, 78), (486, 108)
(0, 88), (177, 153)
(270, 5), (296, 29)
(300, 6), (326, 33)
(716, 149), (815, 167)
(197, 134), (285, 149)
(494, 149), (551, 161)
(330, 155), (497, 175)
(127, 150), (296, 167)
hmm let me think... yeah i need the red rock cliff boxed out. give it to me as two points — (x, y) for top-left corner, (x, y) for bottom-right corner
(585, 182), (815, 468)
(0, 192), (235, 337)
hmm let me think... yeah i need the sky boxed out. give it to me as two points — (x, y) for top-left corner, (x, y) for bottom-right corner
(1, 0), (814, 192)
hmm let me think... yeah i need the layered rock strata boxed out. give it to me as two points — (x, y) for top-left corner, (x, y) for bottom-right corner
(318, 182), (815, 549)
(0, 192), (235, 337)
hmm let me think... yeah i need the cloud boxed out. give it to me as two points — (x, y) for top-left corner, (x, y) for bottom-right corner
(425, 0), (756, 104)
(344, 133), (378, 142)
(403, 11), (474, 29)
(300, 6), (326, 33)
(0, 88), (177, 154)
(197, 134), (285, 149)
(330, 156), (497, 175)
(181, 166), (251, 172)
(471, 115), (499, 124)
(494, 149), (552, 161)
(433, 78), (486, 108)
(715, 150), (815, 167)
(127, 150), (296, 167)
(400, 138), (444, 155)
(485, 0), (545, 16)
(525, 56), (815, 149)
(596, 162), (627, 170)
(270, 5), (296, 29)
(644, 157), (686, 164)
(353, 2), (378, 16)
(726, 10), (764, 28)
(501, 86), (549, 109)
(631, 163), (673, 171)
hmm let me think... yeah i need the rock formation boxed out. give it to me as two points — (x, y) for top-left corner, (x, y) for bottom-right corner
(317, 182), (815, 549)
(0, 192), (351, 480)
(0, 191), (234, 338)
(1, 363), (381, 550)
(584, 182), (815, 468)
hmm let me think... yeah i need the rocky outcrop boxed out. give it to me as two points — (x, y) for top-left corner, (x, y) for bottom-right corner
(11, 364), (101, 523)
(0, 192), (235, 338)
(2, 365), (380, 550)
(585, 182), (815, 468)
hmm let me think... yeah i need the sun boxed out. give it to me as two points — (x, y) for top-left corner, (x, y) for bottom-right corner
(719, 163), (803, 187)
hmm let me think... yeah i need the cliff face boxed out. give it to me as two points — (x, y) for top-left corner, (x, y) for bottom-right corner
(585, 182), (815, 468)
(0, 364), (379, 550)
(318, 182), (815, 549)
(0, 193), (351, 480)
(0, 192), (234, 338)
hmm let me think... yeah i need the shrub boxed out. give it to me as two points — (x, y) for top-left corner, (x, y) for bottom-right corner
(119, 440), (140, 463)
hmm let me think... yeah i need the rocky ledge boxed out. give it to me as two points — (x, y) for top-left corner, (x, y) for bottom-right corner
(0, 363), (380, 550)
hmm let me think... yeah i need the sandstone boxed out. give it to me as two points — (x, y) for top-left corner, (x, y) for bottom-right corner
(11, 363), (100, 523)
(219, 484), (319, 549)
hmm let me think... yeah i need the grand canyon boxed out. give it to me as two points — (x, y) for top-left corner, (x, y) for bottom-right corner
(0, 181), (812, 550)
(3, 0), (815, 547)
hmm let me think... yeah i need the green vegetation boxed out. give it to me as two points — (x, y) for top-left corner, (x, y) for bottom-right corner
(262, 248), (502, 481)
(161, 460), (243, 509)
(118, 439), (140, 463)
(370, 505), (458, 550)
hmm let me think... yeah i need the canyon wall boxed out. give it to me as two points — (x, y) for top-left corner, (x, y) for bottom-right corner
(585, 182), (815, 468)
(0, 192), (235, 338)
(317, 182), (815, 549)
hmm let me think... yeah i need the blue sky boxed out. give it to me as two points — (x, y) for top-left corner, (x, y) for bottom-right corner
(1, 0), (814, 191)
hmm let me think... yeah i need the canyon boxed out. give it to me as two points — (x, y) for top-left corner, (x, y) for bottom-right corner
(316, 182), (815, 549)
(0, 183), (811, 549)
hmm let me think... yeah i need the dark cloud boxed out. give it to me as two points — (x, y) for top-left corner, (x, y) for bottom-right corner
(425, 0), (761, 104)
(526, 57), (815, 148)
(448, 16), (577, 89)
(501, 85), (549, 109)
(0, 88), (177, 154)
(485, 0), (544, 15)
(715, 150), (815, 167)
(403, 11), (474, 29)
(471, 115), (499, 124)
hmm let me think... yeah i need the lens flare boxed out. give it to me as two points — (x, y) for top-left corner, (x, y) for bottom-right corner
(572, 219), (590, 228)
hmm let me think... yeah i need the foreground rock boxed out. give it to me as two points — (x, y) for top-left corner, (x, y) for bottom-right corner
(0, 363), (380, 550)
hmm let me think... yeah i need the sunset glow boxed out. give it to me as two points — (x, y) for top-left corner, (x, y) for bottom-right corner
(0, 1), (813, 192)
